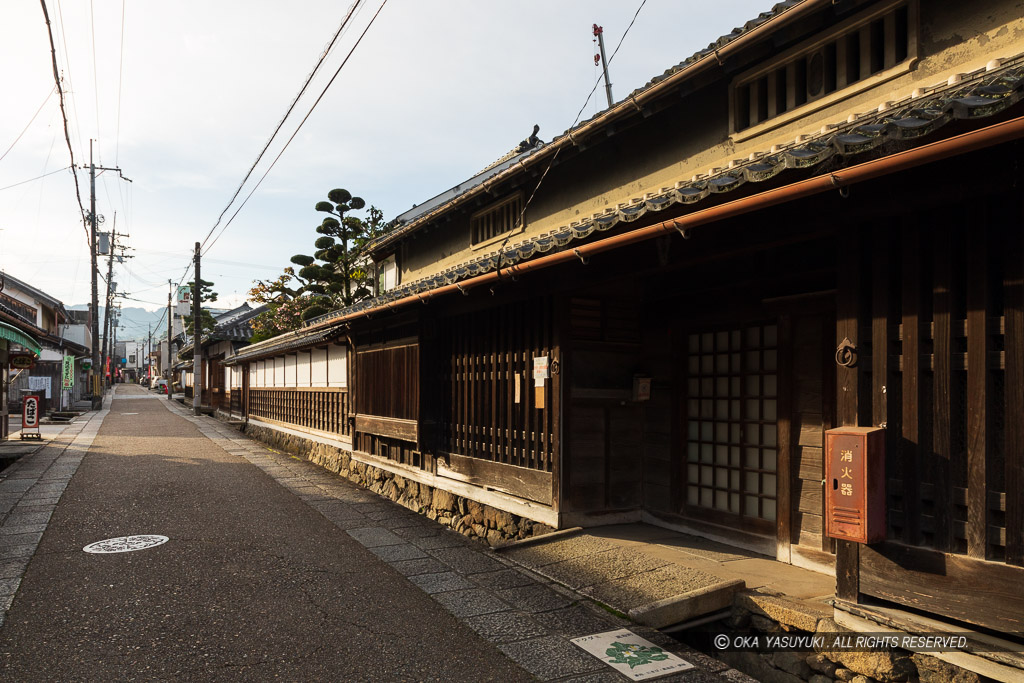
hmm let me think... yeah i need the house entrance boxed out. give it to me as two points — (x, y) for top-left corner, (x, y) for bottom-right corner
(683, 323), (779, 535)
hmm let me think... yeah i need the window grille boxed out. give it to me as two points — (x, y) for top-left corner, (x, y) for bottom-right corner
(471, 194), (523, 246)
(734, 3), (911, 132)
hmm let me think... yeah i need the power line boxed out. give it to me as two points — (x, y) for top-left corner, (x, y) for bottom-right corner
(495, 0), (648, 278)
(38, 0), (89, 245)
(0, 166), (71, 193)
(198, 0), (366, 251)
(0, 86), (55, 164)
(54, 0), (85, 163)
(89, 0), (101, 152)
(115, 0), (125, 165)
(204, 0), (390, 256)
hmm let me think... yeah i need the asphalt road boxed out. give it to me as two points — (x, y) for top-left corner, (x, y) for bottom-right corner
(0, 385), (534, 681)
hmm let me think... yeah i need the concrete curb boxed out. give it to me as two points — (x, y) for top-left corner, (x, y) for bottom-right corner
(628, 578), (746, 628)
(492, 526), (583, 551)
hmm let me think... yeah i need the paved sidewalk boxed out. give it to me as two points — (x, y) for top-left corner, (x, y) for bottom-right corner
(0, 386), (752, 681)
(0, 397), (105, 624)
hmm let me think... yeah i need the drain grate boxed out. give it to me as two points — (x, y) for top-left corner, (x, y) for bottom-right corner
(83, 535), (169, 554)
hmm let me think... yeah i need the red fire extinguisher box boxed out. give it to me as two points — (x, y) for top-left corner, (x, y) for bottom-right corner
(825, 426), (886, 544)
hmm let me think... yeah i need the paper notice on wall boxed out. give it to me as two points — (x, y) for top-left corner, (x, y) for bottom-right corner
(28, 375), (51, 399)
(532, 356), (549, 387)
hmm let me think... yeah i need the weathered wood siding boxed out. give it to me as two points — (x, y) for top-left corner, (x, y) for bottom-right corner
(440, 297), (558, 473)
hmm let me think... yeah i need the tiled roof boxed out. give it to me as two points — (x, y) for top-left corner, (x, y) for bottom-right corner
(223, 322), (348, 365)
(306, 56), (1024, 328)
(178, 304), (267, 357)
(368, 1), (808, 255)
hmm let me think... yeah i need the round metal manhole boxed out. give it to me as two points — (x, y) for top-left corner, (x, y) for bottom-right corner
(83, 535), (169, 554)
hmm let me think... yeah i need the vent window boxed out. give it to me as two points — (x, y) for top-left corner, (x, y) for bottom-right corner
(733, 2), (912, 133)
(471, 194), (523, 246)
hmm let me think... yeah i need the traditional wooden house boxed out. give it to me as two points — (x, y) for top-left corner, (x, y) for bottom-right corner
(0, 273), (90, 417)
(228, 0), (1024, 668)
(177, 303), (265, 413)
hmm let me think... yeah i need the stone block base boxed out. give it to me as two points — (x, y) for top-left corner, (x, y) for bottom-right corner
(238, 422), (553, 546)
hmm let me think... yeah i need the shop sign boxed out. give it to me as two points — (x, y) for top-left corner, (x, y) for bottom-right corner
(9, 353), (35, 370)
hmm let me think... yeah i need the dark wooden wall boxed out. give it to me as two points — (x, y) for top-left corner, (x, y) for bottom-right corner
(440, 296), (558, 473)
(565, 292), (647, 512)
(834, 170), (1024, 633)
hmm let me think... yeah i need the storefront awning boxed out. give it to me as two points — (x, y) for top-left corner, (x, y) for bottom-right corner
(0, 321), (42, 355)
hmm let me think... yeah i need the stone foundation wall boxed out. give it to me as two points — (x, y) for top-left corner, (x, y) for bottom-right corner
(239, 422), (554, 546)
(716, 596), (988, 683)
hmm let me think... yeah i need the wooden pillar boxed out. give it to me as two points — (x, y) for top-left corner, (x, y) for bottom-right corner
(835, 225), (868, 601)
(901, 224), (923, 547)
(1006, 203), (1024, 567)
(776, 314), (793, 564)
(966, 221), (991, 560)
(932, 223), (955, 552)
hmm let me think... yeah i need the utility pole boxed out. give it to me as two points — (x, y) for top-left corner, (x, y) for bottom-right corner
(111, 307), (119, 385)
(89, 141), (101, 408)
(84, 140), (131, 407)
(101, 220), (116, 393)
(167, 280), (173, 401)
(146, 324), (152, 385)
(192, 242), (202, 416)
(593, 24), (614, 109)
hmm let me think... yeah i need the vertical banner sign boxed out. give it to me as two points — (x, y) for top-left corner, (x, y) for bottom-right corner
(22, 396), (39, 429)
(62, 355), (75, 389)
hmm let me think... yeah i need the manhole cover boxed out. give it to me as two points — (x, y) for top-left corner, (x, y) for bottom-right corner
(83, 535), (169, 554)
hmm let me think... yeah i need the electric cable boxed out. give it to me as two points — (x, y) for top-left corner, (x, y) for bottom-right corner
(89, 0), (101, 152)
(0, 167), (72, 193)
(38, 0), (89, 244)
(494, 0), (648, 279)
(115, 0), (125, 165)
(203, 0), (390, 256)
(0, 86), (55, 164)
(198, 0), (366, 251)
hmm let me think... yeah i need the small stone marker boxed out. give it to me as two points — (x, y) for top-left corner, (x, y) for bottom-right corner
(570, 628), (694, 681)
(83, 535), (169, 554)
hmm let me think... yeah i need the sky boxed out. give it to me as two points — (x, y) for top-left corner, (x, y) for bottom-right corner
(1, 0), (770, 341)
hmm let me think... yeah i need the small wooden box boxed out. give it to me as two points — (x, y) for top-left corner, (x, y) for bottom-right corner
(825, 427), (886, 544)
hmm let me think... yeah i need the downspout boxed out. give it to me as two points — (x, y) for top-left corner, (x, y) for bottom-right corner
(310, 114), (1024, 329)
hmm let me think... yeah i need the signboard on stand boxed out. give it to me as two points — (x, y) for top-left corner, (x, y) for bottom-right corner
(21, 396), (41, 440)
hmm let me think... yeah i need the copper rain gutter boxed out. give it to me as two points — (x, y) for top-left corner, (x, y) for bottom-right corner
(305, 114), (1024, 331)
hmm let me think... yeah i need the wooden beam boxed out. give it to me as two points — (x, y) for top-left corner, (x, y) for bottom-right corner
(354, 414), (418, 442)
(439, 453), (553, 505)
(860, 543), (1024, 634)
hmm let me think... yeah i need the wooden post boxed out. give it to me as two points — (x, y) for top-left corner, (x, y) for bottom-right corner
(835, 225), (866, 602)
(776, 314), (793, 563)
(901, 224), (922, 547)
(966, 221), (990, 560)
(932, 223), (954, 552)
(1005, 205), (1024, 567)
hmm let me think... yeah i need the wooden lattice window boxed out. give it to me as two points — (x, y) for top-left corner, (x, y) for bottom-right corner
(471, 193), (523, 246)
(733, 1), (914, 133)
(685, 324), (779, 527)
